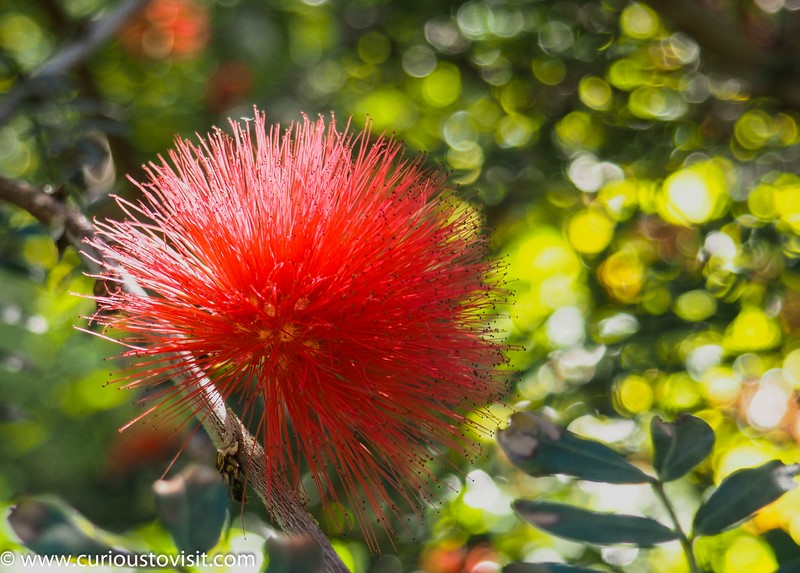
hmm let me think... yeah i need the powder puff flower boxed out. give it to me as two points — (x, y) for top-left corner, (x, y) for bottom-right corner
(88, 109), (507, 548)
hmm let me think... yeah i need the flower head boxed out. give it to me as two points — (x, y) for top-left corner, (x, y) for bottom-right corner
(89, 109), (507, 547)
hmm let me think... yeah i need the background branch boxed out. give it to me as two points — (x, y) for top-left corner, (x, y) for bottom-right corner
(0, 0), (150, 127)
(0, 175), (348, 573)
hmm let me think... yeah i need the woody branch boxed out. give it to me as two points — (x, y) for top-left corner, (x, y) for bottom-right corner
(0, 175), (348, 573)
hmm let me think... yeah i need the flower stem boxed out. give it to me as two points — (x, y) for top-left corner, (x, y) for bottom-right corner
(652, 480), (699, 573)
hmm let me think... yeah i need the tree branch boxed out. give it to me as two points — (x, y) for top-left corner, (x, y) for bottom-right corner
(0, 175), (349, 573)
(0, 0), (150, 127)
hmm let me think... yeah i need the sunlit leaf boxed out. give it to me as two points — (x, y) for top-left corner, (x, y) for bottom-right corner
(651, 414), (714, 481)
(513, 500), (678, 546)
(153, 464), (229, 553)
(693, 460), (800, 536)
(7, 497), (130, 557)
(498, 412), (651, 483)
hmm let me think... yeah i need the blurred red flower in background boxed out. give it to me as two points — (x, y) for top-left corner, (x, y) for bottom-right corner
(88, 109), (507, 548)
(204, 61), (254, 114)
(104, 423), (185, 478)
(119, 0), (210, 60)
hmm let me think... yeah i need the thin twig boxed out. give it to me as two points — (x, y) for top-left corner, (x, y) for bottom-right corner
(0, 175), (349, 573)
(652, 480), (699, 573)
(0, 0), (150, 127)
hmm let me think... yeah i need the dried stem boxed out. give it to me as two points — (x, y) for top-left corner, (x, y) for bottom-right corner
(0, 175), (349, 573)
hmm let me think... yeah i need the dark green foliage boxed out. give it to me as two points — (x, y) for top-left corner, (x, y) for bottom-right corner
(505, 414), (799, 572)
(651, 414), (715, 482)
(497, 411), (650, 484)
(7, 497), (126, 557)
(513, 500), (679, 546)
(153, 464), (229, 554)
(693, 461), (800, 537)
(264, 535), (324, 573)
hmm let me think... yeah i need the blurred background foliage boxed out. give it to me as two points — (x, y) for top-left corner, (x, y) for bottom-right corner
(1, 0), (800, 571)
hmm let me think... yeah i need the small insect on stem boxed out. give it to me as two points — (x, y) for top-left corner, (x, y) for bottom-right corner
(216, 441), (248, 503)
(89, 276), (122, 328)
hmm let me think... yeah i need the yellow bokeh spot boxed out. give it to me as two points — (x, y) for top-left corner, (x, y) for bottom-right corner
(614, 375), (653, 414)
(467, 403), (512, 444)
(357, 31), (390, 65)
(724, 307), (782, 353)
(503, 226), (585, 330)
(421, 63), (462, 108)
(715, 445), (773, 483)
(578, 76), (613, 111)
(774, 112), (799, 146)
(499, 80), (531, 113)
(59, 371), (131, 415)
(734, 110), (775, 150)
(784, 349), (800, 389)
(355, 88), (416, 131)
(0, 126), (35, 177)
(674, 290), (717, 322)
(598, 179), (639, 221)
(447, 142), (484, 171)
(642, 286), (672, 315)
(647, 545), (691, 573)
(22, 235), (58, 269)
(598, 248), (645, 304)
(701, 366), (741, 406)
(0, 13), (50, 67)
(723, 535), (776, 573)
(628, 86), (687, 120)
(772, 174), (800, 233)
(751, 494), (785, 533)
(620, 2), (661, 40)
(636, 179), (660, 214)
(0, 420), (47, 457)
(496, 113), (536, 148)
(784, 491), (800, 544)
(555, 111), (604, 150)
(791, 513), (800, 545)
(657, 372), (702, 411)
(567, 210), (615, 254)
(330, 539), (358, 573)
(747, 183), (777, 221)
(531, 57), (565, 85)
(608, 58), (648, 91)
(660, 159), (731, 226)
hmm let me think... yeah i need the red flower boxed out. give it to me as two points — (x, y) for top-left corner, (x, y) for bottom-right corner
(88, 110), (507, 548)
(119, 0), (210, 60)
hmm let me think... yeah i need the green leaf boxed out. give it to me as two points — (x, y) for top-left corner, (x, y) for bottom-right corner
(498, 412), (651, 484)
(693, 460), (800, 536)
(7, 497), (130, 557)
(513, 500), (679, 546)
(153, 464), (229, 553)
(263, 535), (323, 573)
(651, 414), (715, 481)
(504, 563), (605, 572)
